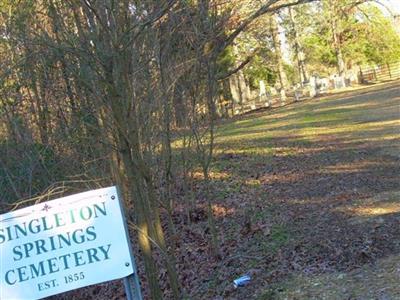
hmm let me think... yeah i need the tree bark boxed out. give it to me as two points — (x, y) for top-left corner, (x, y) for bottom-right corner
(271, 13), (288, 105)
(288, 7), (309, 84)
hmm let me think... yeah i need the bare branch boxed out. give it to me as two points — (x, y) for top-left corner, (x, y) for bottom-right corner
(217, 54), (255, 81)
(218, 0), (318, 55)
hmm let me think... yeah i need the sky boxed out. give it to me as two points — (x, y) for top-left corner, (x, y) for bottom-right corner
(381, 0), (400, 15)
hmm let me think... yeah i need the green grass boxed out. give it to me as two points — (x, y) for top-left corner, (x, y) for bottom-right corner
(211, 82), (400, 299)
(269, 225), (290, 250)
(215, 91), (399, 156)
(301, 111), (342, 124)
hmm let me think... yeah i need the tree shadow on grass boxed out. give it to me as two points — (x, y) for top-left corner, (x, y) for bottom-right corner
(193, 83), (400, 298)
(200, 146), (400, 299)
(217, 82), (399, 140)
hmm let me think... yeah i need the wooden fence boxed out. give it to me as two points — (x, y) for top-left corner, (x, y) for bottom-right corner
(359, 61), (400, 83)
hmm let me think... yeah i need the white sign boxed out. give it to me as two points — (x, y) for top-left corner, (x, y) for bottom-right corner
(0, 186), (134, 300)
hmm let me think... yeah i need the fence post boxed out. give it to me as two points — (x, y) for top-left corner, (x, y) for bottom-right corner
(387, 63), (392, 79)
(358, 65), (364, 83)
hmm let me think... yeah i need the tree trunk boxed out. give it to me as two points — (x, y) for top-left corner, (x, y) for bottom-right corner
(288, 7), (309, 84)
(271, 14), (288, 105)
(328, 1), (346, 76)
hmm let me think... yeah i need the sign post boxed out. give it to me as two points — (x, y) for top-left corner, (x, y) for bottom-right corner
(116, 185), (142, 300)
(0, 186), (142, 300)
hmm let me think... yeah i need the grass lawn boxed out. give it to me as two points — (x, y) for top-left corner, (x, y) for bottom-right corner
(201, 80), (400, 299)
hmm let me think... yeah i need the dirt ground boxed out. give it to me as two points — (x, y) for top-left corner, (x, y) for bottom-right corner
(206, 80), (400, 299)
